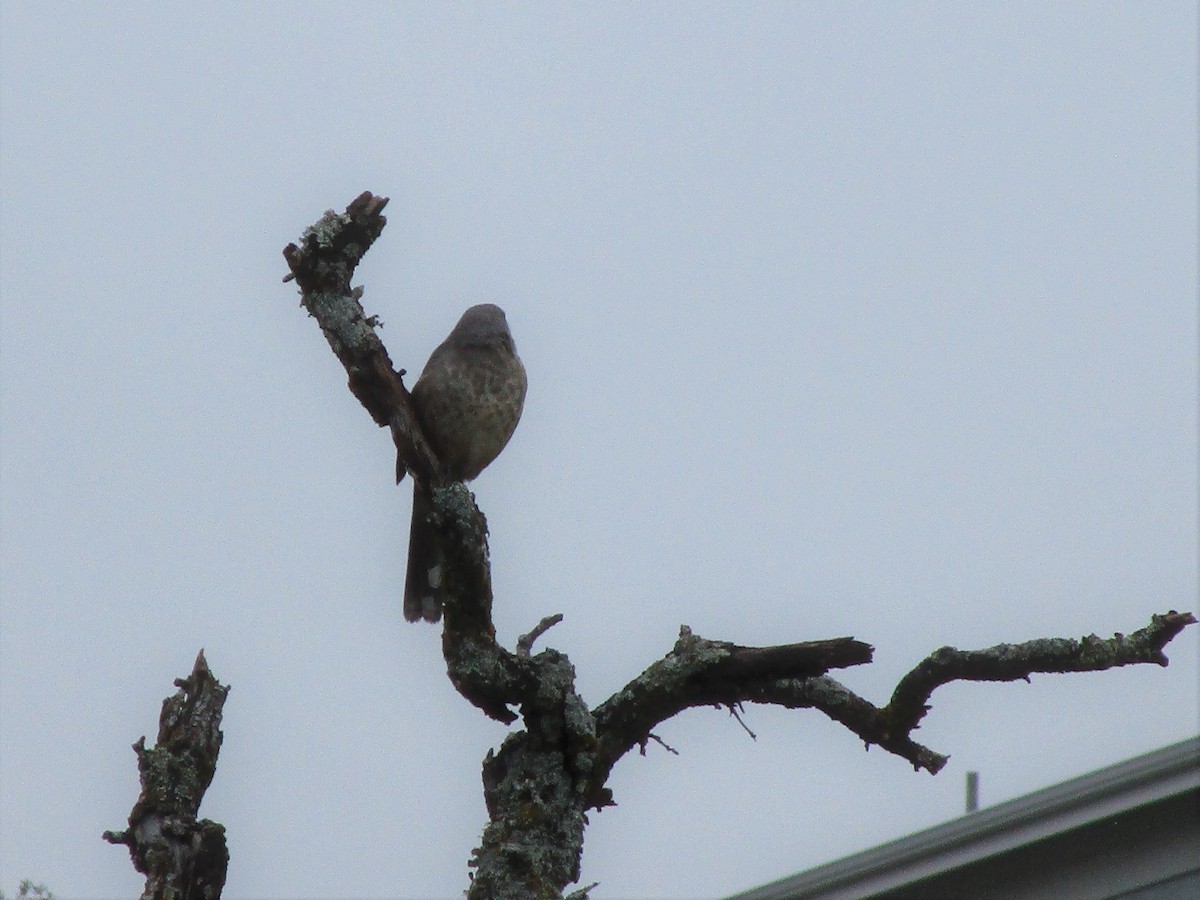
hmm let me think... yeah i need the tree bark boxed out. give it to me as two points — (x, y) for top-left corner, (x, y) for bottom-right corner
(104, 650), (229, 900)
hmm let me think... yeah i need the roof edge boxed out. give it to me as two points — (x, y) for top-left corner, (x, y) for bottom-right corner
(729, 736), (1200, 900)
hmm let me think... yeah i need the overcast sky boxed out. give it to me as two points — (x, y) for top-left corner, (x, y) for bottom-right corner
(1, 4), (1196, 899)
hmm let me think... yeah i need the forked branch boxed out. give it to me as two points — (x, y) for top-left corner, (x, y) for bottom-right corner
(592, 612), (1196, 788)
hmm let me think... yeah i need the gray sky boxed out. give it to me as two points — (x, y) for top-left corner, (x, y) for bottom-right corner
(1, 4), (1196, 898)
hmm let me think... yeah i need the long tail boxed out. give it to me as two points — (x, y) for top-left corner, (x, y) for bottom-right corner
(403, 487), (443, 622)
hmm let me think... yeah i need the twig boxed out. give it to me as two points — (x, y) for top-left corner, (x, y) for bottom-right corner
(517, 614), (565, 655)
(641, 732), (680, 756)
(728, 703), (757, 741)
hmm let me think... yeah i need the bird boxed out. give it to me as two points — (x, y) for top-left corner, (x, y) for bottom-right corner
(402, 304), (527, 622)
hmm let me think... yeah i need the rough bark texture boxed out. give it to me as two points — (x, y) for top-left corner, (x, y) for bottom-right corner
(285, 193), (1198, 899)
(281, 191), (440, 482)
(104, 650), (230, 900)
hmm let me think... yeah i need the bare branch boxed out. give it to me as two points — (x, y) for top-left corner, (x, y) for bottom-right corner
(643, 732), (680, 755)
(591, 612), (1196, 791)
(591, 627), (873, 793)
(565, 883), (600, 900)
(744, 673), (950, 774)
(518, 614), (565, 656)
(883, 610), (1198, 734)
(282, 191), (439, 480)
(104, 650), (230, 899)
(728, 703), (757, 741)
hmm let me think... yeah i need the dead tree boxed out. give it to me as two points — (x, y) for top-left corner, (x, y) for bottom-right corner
(277, 193), (1194, 899)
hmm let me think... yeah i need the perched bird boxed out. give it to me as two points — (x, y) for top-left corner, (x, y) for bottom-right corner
(403, 304), (527, 622)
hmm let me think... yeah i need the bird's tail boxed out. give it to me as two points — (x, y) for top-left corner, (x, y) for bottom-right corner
(403, 487), (443, 622)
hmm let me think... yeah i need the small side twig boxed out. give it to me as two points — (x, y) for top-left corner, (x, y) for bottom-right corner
(565, 882), (601, 900)
(517, 614), (565, 656)
(641, 733), (680, 756)
(728, 703), (757, 741)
